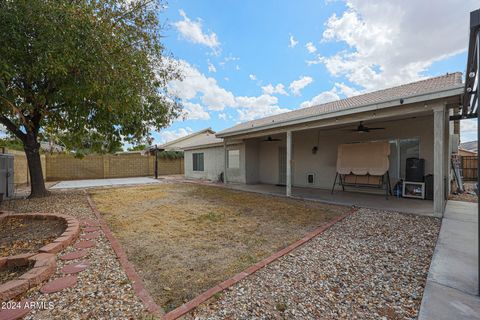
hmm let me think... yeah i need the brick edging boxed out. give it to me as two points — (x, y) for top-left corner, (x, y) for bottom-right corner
(83, 190), (163, 316)
(164, 208), (357, 320)
(0, 212), (80, 255)
(0, 253), (56, 302)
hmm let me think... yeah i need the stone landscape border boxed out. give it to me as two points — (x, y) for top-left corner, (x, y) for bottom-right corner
(0, 253), (56, 302)
(0, 212), (80, 302)
(164, 208), (357, 320)
(84, 191), (163, 316)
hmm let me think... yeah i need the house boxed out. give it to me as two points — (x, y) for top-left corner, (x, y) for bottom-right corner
(459, 140), (478, 154)
(159, 128), (217, 151)
(184, 73), (465, 216)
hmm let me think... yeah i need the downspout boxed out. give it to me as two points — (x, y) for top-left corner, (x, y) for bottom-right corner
(476, 30), (480, 296)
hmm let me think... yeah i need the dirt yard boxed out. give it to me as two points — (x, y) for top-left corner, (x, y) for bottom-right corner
(0, 216), (65, 257)
(89, 182), (349, 311)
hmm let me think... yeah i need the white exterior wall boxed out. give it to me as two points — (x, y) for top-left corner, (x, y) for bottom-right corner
(184, 143), (246, 183)
(184, 146), (224, 181)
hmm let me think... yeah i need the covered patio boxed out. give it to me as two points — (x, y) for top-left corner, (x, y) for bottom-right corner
(224, 182), (434, 216)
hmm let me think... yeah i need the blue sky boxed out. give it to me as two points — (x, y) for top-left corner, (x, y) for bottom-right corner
(152, 0), (479, 144)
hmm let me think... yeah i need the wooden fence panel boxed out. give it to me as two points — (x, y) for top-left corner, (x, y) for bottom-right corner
(461, 156), (478, 181)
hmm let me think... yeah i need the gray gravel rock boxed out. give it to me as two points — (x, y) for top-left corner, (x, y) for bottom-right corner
(189, 208), (441, 320)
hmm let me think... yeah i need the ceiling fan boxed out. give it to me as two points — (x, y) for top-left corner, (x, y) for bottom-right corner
(263, 136), (281, 142)
(349, 121), (385, 133)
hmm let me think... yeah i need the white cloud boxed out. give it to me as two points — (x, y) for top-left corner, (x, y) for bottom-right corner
(289, 76), (314, 96)
(261, 83), (288, 96)
(334, 82), (361, 97)
(305, 42), (317, 53)
(249, 74), (257, 81)
(169, 60), (291, 122)
(207, 61), (216, 73)
(235, 65), (240, 71)
(289, 35), (298, 48)
(182, 102), (210, 120)
(174, 10), (220, 51)
(461, 119), (477, 143)
(218, 113), (227, 120)
(300, 88), (340, 108)
(236, 94), (290, 121)
(157, 127), (194, 144)
(169, 60), (236, 111)
(319, 0), (478, 91)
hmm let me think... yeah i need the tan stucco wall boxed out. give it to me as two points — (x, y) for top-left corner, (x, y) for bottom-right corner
(249, 115), (435, 189)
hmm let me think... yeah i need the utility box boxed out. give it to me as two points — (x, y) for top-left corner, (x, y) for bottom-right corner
(0, 154), (14, 198)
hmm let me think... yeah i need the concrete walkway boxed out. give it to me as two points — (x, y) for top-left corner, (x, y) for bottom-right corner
(419, 200), (480, 319)
(50, 177), (161, 189)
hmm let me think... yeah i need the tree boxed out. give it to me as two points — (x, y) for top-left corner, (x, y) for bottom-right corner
(0, 0), (181, 197)
(127, 144), (148, 152)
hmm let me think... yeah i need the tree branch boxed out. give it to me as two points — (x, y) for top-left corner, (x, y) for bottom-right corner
(0, 115), (26, 142)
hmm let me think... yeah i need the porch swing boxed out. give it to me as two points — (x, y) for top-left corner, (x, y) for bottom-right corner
(331, 141), (392, 199)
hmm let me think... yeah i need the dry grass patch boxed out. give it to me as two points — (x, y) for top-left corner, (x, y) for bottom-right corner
(89, 183), (349, 311)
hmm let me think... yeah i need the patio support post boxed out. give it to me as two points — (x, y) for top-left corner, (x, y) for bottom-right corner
(286, 130), (292, 197)
(223, 139), (228, 184)
(433, 105), (446, 216)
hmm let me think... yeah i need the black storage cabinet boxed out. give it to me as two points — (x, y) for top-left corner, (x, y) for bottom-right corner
(406, 158), (425, 182)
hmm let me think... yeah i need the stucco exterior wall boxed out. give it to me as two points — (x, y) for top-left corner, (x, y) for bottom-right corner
(184, 143), (247, 183)
(226, 143), (246, 183)
(251, 115), (436, 189)
(245, 140), (259, 184)
(184, 146), (224, 181)
(257, 140), (283, 185)
(293, 116), (434, 189)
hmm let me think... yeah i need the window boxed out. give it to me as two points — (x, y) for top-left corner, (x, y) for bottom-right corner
(388, 138), (420, 179)
(399, 138), (420, 179)
(193, 153), (204, 171)
(227, 149), (240, 169)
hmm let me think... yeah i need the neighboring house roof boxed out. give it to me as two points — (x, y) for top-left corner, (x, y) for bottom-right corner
(217, 72), (463, 137)
(458, 148), (477, 156)
(182, 134), (224, 151)
(159, 128), (216, 151)
(459, 140), (478, 153)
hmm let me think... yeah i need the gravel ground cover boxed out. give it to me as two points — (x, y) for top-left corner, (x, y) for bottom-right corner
(0, 216), (65, 256)
(1, 190), (149, 319)
(189, 208), (441, 320)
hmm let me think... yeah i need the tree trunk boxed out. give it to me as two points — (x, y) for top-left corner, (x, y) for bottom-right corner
(24, 134), (49, 198)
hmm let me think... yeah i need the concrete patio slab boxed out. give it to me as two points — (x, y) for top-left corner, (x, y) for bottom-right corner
(419, 200), (480, 320)
(50, 177), (161, 189)
(222, 182), (435, 216)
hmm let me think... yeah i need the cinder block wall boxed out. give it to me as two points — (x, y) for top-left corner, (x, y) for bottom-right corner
(46, 154), (104, 181)
(6, 149), (46, 185)
(158, 158), (184, 175)
(44, 154), (183, 181)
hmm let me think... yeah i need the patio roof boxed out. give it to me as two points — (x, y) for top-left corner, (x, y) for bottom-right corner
(217, 73), (463, 138)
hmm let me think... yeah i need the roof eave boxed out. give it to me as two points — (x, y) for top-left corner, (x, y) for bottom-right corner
(183, 142), (224, 151)
(216, 85), (463, 138)
(159, 127), (215, 148)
